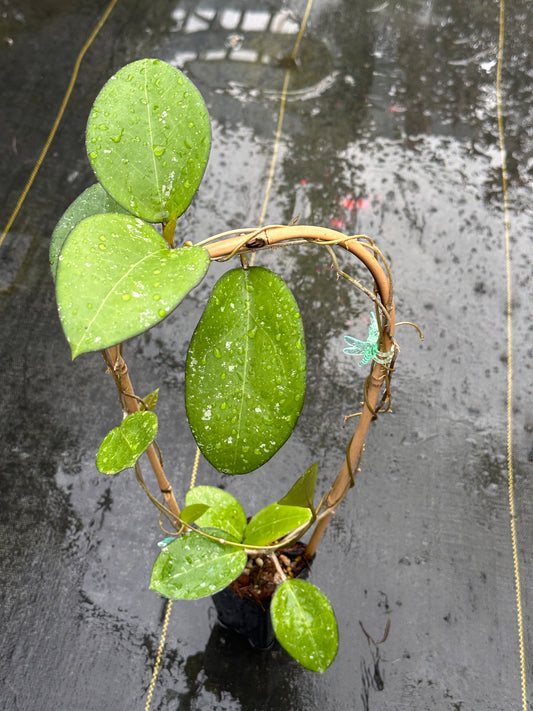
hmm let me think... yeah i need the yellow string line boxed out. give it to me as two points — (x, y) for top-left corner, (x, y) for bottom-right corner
(145, 442), (199, 711)
(144, 597), (173, 711)
(189, 446), (200, 490)
(496, 2), (528, 710)
(258, 0), (314, 227)
(0, 0), (120, 250)
(145, 443), (197, 709)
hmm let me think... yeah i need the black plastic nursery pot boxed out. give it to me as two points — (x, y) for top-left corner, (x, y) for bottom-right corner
(212, 544), (312, 650)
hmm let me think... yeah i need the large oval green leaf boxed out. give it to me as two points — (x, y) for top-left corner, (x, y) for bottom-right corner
(96, 410), (158, 474)
(185, 267), (306, 475)
(185, 486), (247, 542)
(86, 58), (211, 223)
(55, 213), (210, 358)
(271, 579), (339, 672)
(243, 503), (312, 547)
(50, 183), (129, 280)
(149, 531), (246, 600)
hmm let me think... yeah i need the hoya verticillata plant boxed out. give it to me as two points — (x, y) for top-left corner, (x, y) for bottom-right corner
(51, 58), (399, 674)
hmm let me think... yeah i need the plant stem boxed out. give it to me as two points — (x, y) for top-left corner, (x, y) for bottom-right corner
(304, 364), (388, 559)
(271, 551), (287, 582)
(104, 346), (181, 519)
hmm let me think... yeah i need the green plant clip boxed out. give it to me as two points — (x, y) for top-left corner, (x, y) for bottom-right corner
(343, 312), (394, 366)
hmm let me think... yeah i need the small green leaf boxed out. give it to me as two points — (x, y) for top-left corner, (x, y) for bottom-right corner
(185, 486), (247, 542)
(243, 503), (312, 547)
(180, 503), (210, 524)
(278, 462), (318, 511)
(86, 58), (211, 223)
(142, 388), (160, 411)
(50, 183), (129, 279)
(185, 267), (306, 475)
(55, 213), (210, 358)
(96, 410), (157, 474)
(149, 531), (246, 600)
(271, 579), (339, 672)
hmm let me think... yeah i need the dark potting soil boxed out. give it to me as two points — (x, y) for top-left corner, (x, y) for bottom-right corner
(212, 544), (312, 650)
(229, 544), (311, 603)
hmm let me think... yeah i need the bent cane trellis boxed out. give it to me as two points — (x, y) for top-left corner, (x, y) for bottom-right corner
(106, 223), (396, 560)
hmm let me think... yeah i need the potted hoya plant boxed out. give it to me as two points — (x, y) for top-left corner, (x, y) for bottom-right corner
(50, 58), (402, 673)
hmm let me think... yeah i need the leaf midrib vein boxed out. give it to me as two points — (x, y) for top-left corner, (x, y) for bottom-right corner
(72, 240), (167, 354)
(233, 280), (252, 468)
(144, 65), (164, 212)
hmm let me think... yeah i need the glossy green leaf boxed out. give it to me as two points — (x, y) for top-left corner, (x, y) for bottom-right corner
(271, 579), (339, 672)
(185, 267), (306, 475)
(55, 213), (210, 358)
(96, 410), (157, 474)
(149, 531), (246, 600)
(243, 503), (312, 547)
(142, 388), (160, 411)
(185, 486), (247, 542)
(278, 462), (318, 511)
(50, 183), (129, 279)
(86, 58), (211, 223)
(180, 503), (210, 524)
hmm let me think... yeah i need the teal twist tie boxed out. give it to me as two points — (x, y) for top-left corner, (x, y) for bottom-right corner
(343, 312), (394, 366)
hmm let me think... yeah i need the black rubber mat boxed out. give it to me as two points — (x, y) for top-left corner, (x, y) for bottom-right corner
(1, 1), (531, 709)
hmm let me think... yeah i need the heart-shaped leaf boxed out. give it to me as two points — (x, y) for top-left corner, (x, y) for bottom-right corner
(149, 531), (246, 600)
(55, 213), (210, 358)
(185, 267), (306, 475)
(86, 58), (211, 223)
(243, 503), (312, 547)
(271, 579), (339, 672)
(278, 462), (318, 511)
(185, 486), (247, 541)
(50, 183), (129, 279)
(96, 410), (158, 474)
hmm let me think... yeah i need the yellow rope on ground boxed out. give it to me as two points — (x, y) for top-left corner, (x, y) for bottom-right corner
(496, 2), (529, 710)
(189, 446), (200, 490)
(0, 0), (120, 250)
(144, 597), (173, 711)
(258, 0), (314, 227)
(143, 445), (198, 710)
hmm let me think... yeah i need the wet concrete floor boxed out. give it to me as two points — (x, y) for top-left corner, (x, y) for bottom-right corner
(1, 1), (532, 709)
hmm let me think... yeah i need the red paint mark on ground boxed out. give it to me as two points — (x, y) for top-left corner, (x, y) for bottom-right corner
(340, 197), (356, 210)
